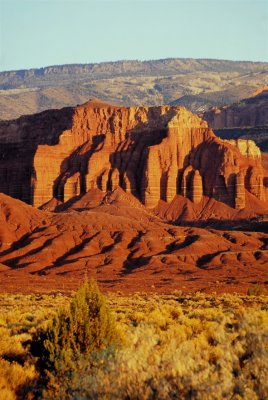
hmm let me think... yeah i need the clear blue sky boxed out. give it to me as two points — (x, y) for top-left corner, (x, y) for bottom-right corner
(0, 0), (267, 71)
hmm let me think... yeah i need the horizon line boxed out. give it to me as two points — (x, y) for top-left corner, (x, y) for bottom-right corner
(1, 56), (268, 74)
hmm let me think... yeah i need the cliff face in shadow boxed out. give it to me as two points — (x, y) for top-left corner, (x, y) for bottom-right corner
(0, 107), (73, 203)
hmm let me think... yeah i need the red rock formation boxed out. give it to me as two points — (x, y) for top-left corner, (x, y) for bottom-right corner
(203, 89), (268, 129)
(247, 166), (265, 202)
(192, 170), (203, 204)
(63, 172), (81, 202)
(235, 172), (246, 210)
(0, 99), (267, 213)
(0, 107), (73, 204)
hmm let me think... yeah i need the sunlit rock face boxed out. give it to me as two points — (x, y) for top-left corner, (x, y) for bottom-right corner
(0, 99), (267, 210)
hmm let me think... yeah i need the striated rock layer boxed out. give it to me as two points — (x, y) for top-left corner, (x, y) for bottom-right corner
(0, 99), (267, 213)
(203, 89), (268, 129)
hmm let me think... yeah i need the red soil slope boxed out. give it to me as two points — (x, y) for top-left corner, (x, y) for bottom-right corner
(0, 191), (267, 294)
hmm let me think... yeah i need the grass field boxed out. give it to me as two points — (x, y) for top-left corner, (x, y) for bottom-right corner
(0, 289), (267, 399)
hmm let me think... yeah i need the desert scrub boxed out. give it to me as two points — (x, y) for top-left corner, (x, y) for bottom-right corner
(32, 279), (119, 397)
(43, 292), (268, 400)
(0, 324), (36, 399)
(247, 283), (267, 296)
(0, 291), (268, 399)
(0, 292), (67, 399)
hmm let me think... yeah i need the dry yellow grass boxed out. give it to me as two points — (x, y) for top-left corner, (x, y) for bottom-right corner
(0, 291), (267, 399)
(0, 293), (68, 399)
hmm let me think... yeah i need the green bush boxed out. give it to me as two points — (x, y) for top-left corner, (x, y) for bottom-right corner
(70, 278), (117, 354)
(31, 279), (117, 374)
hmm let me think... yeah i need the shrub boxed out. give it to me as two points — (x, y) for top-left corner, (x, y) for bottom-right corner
(42, 295), (268, 400)
(247, 284), (267, 296)
(32, 278), (117, 375)
(70, 278), (117, 354)
(0, 359), (36, 400)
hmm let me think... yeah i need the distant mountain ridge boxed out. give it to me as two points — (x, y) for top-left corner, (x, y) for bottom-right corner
(1, 58), (267, 85)
(0, 58), (268, 120)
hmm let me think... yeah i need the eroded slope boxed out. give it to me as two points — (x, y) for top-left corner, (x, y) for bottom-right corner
(0, 191), (267, 294)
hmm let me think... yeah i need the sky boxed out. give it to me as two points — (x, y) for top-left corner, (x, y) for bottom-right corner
(0, 0), (267, 71)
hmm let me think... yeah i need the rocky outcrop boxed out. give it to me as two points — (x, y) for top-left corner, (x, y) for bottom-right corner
(226, 139), (261, 159)
(180, 167), (203, 204)
(0, 107), (73, 204)
(192, 170), (203, 204)
(0, 99), (267, 211)
(62, 172), (81, 202)
(247, 167), (265, 202)
(235, 172), (246, 210)
(203, 90), (268, 129)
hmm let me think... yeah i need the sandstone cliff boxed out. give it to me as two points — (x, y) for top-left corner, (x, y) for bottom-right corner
(0, 100), (267, 213)
(203, 89), (268, 129)
(0, 107), (73, 203)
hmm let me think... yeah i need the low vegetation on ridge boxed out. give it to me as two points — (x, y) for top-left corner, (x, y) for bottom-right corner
(0, 282), (267, 399)
(1, 58), (268, 120)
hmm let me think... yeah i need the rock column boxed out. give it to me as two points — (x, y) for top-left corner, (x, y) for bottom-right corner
(235, 172), (245, 209)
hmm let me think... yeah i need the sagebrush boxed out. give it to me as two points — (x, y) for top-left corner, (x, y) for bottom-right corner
(0, 289), (267, 399)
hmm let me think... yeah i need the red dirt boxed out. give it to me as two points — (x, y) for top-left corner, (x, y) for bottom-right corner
(0, 190), (267, 295)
